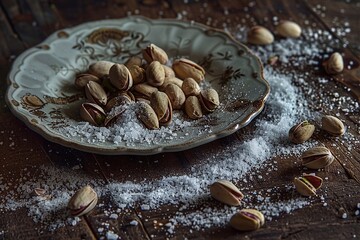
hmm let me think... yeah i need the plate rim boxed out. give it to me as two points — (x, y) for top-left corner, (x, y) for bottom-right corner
(5, 16), (270, 155)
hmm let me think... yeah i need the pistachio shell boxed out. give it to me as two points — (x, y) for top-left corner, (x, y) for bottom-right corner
(105, 92), (133, 112)
(321, 115), (345, 136)
(125, 56), (143, 68)
(142, 43), (168, 64)
(210, 180), (244, 206)
(325, 52), (344, 75)
(182, 77), (201, 96)
(302, 146), (334, 169)
(247, 26), (274, 45)
(137, 102), (159, 129)
(128, 65), (146, 84)
(276, 20), (302, 38)
(109, 64), (133, 91)
(88, 61), (114, 78)
(133, 83), (158, 99)
(163, 65), (175, 78)
(199, 88), (220, 112)
(85, 81), (108, 106)
(150, 91), (172, 126)
(230, 209), (265, 231)
(75, 73), (100, 89)
(80, 102), (106, 126)
(68, 185), (98, 217)
(294, 174), (323, 197)
(164, 83), (186, 110)
(146, 61), (165, 87)
(185, 96), (203, 119)
(161, 77), (183, 89)
(172, 58), (205, 83)
(288, 121), (315, 144)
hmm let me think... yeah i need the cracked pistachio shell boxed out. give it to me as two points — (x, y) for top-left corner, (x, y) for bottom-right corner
(247, 26), (274, 45)
(125, 56), (143, 68)
(128, 65), (146, 84)
(85, 81), (107, 106)
(150, 91), (172, 126)
(137, 102), (159, 129)
(230, 209), (265, 231)
(68, 185), (98, 217)
(324, 52), (344, 75)
(146, 61), (165, 87)
(164, 83), (186, 110)
(210, 180), (244, 206)
(142, 43), (168, 64)
(294, 174), (323, 197)
(88, 60), (114, 78)
(172, 58), (205, 83)
(288, 120), (315, 144)
(133, 83), (158, 99)
(75, 73), (100, 89)
(184, 96), (203, 119)
(163, 65), (175, 78)
(109, 64), (133, 91)
(302, 146), (334, 169)
(321, 115), (345, 136)
(80, 102), (106, 126)
(276, 20), (302, 38)
(182, 77), (201, 96)
(200, 88), (220, 112)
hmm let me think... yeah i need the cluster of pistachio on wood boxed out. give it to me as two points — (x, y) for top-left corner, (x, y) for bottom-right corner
(288, 115), (345, 196)
(209, 180), (265, 231)
(75, 43), (220, 129)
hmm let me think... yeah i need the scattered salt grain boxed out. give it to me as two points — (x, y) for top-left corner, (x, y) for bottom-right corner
(355, 210), (359, 216)
(129, 220), (138, 226)
(106, 230), (119, 240)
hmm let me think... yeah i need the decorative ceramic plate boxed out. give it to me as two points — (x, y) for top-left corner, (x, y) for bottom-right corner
(6, 16), (270, 155)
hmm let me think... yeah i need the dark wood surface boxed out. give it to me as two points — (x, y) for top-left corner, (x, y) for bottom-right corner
(0, 0), (359, 239)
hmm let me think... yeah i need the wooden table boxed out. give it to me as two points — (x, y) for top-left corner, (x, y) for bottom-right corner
(0, 0), (359, 239)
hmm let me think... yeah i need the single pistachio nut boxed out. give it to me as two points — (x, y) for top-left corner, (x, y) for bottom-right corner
(184, 96), (203, 119)
(172, 58), (205, 83)
(101, 76), (117, 93)
(88, 61), (114, 78)
(80, 102), (106, 126)
(321, 115), (345, 136)
(125, 56), (143, 68)
(230, 209), (265, 231)
(288, 120), (315, 144)
(182, 77), (201, 96)
(133, 83), (158, 99)
(302, 146), (334, 169)
(199, 88), (220, 112)
(247, 26), (274, 45)
(146, 61), (165, 87)
(163, 65), (175, 78)
(276, 20), (302, 38)
(137, 102), (159, 129)
(161, 77), (183, 89)
(150, 91), (173, 126)
(142, 43), (168, 64)
(164, 83), (186, 110)
(85, 81), (108, 106)
(109, 64), (133, 91)
(128, 65), (146, 84)
(210, 180), (244, 206)
(294, 174), (323, 197)
(75, 73), (101, 89)
(324, 52), (344, 75)
(105, 92), (133, 112)
(68, 185), (98, 217)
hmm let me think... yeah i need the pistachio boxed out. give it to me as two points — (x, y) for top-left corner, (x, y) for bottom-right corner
(75, 73), (100, 89)
(184, 96), (203, 119)
(137, 102), (159, 129)
(302, 146), (334, 169)
(80, 102), (106, 126)
(85, 81), (108, 106)
(294, 174), (323, 197)
(105, 92), (133, 112)
(68, 185), (98, 217)
(199, 88), (220, 112)
(247, 26), (274, 45)
(142, 43), (168, 64)
(125, 56), (143, 68)
(101, 76), (117, 93)
(230, 209), (265, 231)
(128, 65), (146, 84)
(146, 61), (165, 87)
(161, 77), (183, 89)
(150, 91), (173, 126)
(210, 180), (244, 206)
(133, 83), (158, 99)
(164, 83), (186, 110)
(288, 120), (315, 144)
(163, 65), (175, 78)
(182, 77), (201, 96)
(321, 115), (345, 136)
(88, 60), (114, 78)
(172, 58), (205, 83)
(324, 52), (344, 75)
(276, 20), (302, 38)
(109, 64), (133, 91)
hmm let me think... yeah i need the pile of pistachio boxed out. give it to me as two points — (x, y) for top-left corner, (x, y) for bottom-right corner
(75, 43), (220, 129)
